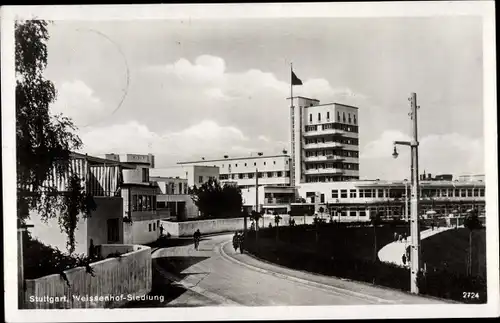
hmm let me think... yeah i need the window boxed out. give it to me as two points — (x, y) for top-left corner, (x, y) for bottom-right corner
(332, 190), (339, 198)
(350, 189), (357, 198)
(273, 161), (276, 165)
(309, 114), (312, 122)
(479, 188), (485, 197)
(343, 112), (346, 123)
(199, 176), (203, 183)
(359, 210), (366, 217)
(248, 172), (254, 179)
(377, 189), (383, 198)
(153, 223), (156, 231)
(461, 189), (466, 197)
(235, 163), (238, 167)
(179, 183), (182, 194)
(340, 189), (348, 198)
(157, 220), (160, 227)
(148, 223), (152, 232)
(267, 172), (273, 178)
(350, 211), (356, 217)
(348, 113), (352, 124)
(132, 195), (138, 211)
(277, 171), (283, 177)
(341, 211), (347, 217)
(142, 168), (149, 182)
(107, 218), (120, 243)
(473, 189), (479, 197)
(153, 196), (157, 210)
(327, 111), (330, 119)
(238, 173), (244, 179)
(454, 189), (459, 197)
(353, 115), (357, 125)
(264, 162), (266, 165)
(337, 111), (340, 121)
(318, 113), (321, 121)
(244, 163), (247, 166)
(467, 189), (473, 197)
(157, 201), (166, 208)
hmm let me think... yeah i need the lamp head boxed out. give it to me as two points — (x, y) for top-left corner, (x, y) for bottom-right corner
(392, 146), (399, 159)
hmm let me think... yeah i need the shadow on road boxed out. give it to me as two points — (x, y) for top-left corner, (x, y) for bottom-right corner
(147, 237), (212, 250)
(154, 256), (211, 275)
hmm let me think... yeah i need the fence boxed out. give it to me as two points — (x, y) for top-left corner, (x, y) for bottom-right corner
(23, 244), (152, 309)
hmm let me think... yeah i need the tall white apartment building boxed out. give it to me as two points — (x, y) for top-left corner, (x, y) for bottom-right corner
(289, 96), (360, 186)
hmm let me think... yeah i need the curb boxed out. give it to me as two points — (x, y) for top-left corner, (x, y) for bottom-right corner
(218, 241), (397, 305)
(151, 248), (242, 306)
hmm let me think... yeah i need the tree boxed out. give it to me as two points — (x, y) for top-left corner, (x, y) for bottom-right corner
(190, 178), (243, 218)
(464, 209), (482, 276)
(16, 20), (95, 254)
(370, 212), (382, 262)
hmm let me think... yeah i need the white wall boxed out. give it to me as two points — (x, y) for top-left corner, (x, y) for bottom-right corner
(123, 220), (160, 245)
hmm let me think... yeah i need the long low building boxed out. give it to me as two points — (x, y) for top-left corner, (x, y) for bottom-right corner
(297, 178), (485, 222)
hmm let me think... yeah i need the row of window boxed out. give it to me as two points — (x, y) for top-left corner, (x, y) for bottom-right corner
(329, 187), (486, 199)
(305, 137), (359, 146)
(131, 195), (157, 211)
(304, 176), (359, 183)
(305, 163), (359, 171)
(148, 220), (161, 232)
(222, 159), (285, 169)
(198, 176), (216, 184)
(305, 123), (359, 133)
(164, 182), (188, 195)
(305, 150), (359, 158)
(219, 171), (292, 180)
(309, 111), (357, 125)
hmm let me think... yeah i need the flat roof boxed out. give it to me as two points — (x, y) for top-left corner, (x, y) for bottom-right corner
(70, 152), (136, 169)
(150, 176), (187, 181)
(286, 96), (320, 102)
(178, 154), (290, 164)
(307, 102), (359, 110)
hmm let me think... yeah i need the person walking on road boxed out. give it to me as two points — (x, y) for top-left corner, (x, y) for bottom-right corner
(394, 232), (398, 241)
(193, 229), (201, 250)
(238, 231), (245, 254)
(159, 224), (164, 237)
(232, 231), (240, 252)
(402, 254), (407, 266)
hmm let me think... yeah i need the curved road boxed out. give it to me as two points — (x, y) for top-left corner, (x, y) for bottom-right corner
(150, 234), (450, 306)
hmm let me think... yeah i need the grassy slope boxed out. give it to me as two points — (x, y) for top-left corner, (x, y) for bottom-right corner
(420, 228), (486, 277)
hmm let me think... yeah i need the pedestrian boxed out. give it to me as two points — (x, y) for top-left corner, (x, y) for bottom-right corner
(394, 232), (398, 241)
(402, 254), (407, 266)
(232, 231), (239, 252)
(159, 224), (164, 237)
(238, 231), (245, 254)
(398, 234), (402, 242)
(404, 233), (407, 242)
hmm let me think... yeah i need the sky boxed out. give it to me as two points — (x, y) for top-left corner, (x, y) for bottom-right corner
(44, 16), (484, 180)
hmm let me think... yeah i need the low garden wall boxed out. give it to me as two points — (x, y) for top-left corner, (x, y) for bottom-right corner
(23, 244), (152, 309)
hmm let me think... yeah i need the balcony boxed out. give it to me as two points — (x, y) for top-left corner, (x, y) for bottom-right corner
(303, 142), (344, 150)
(265, 198), (293, 205)
(303, 129), (346, 137)
(304, 168), (344, 175)
(304, 155), (345, 163)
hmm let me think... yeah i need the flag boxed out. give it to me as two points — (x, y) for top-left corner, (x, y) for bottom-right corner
(291, 70), (303, 86)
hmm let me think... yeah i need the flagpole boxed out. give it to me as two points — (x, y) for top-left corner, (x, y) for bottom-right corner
(290, 62), (295, 194)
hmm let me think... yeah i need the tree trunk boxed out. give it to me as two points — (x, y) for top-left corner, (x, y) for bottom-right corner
(373, 225), (377, 262)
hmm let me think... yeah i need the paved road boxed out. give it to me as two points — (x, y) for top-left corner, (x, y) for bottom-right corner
(146, 234), (451, 307)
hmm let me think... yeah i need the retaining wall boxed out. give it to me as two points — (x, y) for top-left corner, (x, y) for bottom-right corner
(23, 244), (152, 309)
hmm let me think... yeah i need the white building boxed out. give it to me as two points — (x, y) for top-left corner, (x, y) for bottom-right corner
(289, 96), (360, 186)
(297, 178), (486, 222)
(177, 154), (292, 189)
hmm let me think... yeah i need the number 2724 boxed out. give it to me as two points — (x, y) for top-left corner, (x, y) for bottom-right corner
(463, 292), (480, 299)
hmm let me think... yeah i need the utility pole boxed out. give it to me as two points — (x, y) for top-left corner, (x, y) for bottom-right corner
(255, 168), (259, 216)
(393, 92), (421, 294)
(410, 92), (421, 294)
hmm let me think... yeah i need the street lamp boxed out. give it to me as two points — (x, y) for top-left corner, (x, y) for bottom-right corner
(392, 92), (421, 294)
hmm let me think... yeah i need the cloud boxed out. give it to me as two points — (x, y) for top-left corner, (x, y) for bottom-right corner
(50, 80), (106, 126)
(79, 119), (278, 166)
(146, 55), (367, 104)
(360, 130), (484, 180)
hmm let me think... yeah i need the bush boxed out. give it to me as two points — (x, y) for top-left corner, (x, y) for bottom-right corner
(23, 231), (103, 279)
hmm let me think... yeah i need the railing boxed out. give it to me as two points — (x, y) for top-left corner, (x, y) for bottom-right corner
(303, 142), (344, 150)
(304, 168), (344, 175)
(304, 155), (345, 162)
(303, 129), (346, 137)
